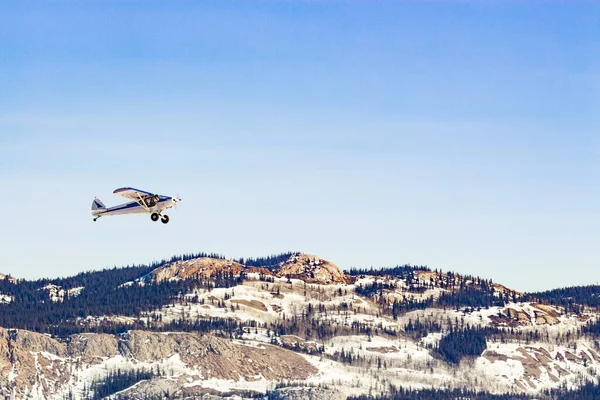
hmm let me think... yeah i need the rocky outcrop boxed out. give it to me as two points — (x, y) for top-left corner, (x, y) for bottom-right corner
(120, 331), (317, 381)
(490, 303), (561, 327)
(0, 328), (70, 396)
(481, 344), (600, 391)
(277, 253), (347, 284)
(0, 273), (18, 283)
(149, 253), (347, 286)
(151, 258), (246, 282)
(67, 333), (119, 364)
(281, 335), (322, 354)
(0, 327), (319, 399)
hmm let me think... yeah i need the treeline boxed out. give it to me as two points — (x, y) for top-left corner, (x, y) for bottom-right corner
(239, 252), (296, 269)
(404, 321), (555, 365)
(348, 381), (600, 400)
(352, 266), (514, 317)
(404, 318), (442, 341)
(0, 267), (243, 336)
(350, 266), (600, 318)
(436, 327), (487, 364)
(47, 316), (247, 338)
(357, 284), (508, 318)
(349, 387), (531, 400)
(525, 285), (600, 314)
(582, 319), (600, 337)
(84, 368), (156, 400)
(346, 265), (430, 278)
(437, 286), (508, 309)
(44, 251), (226, 290)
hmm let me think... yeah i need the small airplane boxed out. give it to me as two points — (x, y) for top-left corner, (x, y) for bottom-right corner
(91, 187), (181, 224)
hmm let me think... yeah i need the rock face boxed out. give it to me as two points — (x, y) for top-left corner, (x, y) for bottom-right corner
(67, 333), (119, 363)
(0, 328), (70, 396)
(150, 253), (347, 285)
(481, 343), (600, 391)
(490, 303), (561, 327)
(121, 331), (317, 381)
(151, 258), (246, 281)
(277, 253), (347, 284)
(0, 327), (318, 399)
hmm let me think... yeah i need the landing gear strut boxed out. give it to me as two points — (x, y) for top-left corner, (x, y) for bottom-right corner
(151, 213), (169, 224)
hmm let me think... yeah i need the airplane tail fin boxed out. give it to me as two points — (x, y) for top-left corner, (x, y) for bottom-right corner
(91, 198), (107, 215)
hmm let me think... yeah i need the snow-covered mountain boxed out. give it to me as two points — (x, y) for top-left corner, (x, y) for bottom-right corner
(0, 252), (599, 399)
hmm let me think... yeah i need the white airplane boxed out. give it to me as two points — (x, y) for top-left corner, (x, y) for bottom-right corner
(91, 187), (181, 224)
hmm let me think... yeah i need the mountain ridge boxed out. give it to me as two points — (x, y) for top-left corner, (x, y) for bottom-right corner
(1, 251), (600, 399)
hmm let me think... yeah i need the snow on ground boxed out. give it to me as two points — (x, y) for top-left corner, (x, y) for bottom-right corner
(37, 276), (600, 398)
(474, 339), (600, 393)
(153, 279), (400, 330)
(50, 348), (279, 399)
(302, 351), (454, 397)
(185, 375), (272, 393)
(68, 286), (84, 297)
(53, 353), (196, 400)
(325, 335), (433, 367)
(399, 306), (502, 330)
(239, 327), (276, 344)
(420, 332), (443, 347)
(39, 284), (85, 303)
(303, 335), (600, 396)
(0, 293), (13, 304)
(33, 326), (600, 399)
(398, 302), (591, 338)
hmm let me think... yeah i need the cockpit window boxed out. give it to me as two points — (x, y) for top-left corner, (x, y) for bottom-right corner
(145, 196), (158, 207)
(139, 195), (159, 208)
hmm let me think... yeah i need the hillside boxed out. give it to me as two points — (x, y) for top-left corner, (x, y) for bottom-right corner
(0, 252), (599, 399)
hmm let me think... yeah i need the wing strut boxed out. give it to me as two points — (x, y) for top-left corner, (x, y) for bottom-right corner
(136, 194), (151, 212)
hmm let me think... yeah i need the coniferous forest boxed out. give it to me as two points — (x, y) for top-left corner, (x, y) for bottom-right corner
(347, 381), (600, 400)
(3, 252), (600, 399)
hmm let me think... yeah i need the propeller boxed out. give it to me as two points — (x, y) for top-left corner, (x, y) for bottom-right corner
(173, 193), (182, 209)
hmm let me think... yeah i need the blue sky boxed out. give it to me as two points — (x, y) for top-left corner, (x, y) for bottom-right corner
(0, 1), (598, 291)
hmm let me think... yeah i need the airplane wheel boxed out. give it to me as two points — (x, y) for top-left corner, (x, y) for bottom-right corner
(161, 215), (170, 224)
(151, 213), (160, 222)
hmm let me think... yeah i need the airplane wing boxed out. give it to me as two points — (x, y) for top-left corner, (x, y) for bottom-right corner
(113, 187), (156, 201)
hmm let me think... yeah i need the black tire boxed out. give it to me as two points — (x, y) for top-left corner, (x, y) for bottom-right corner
(161, 215), (170, 224)
(151, 213), (160, 222)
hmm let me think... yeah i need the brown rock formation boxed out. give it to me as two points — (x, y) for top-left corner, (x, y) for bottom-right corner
(0, 327), (319, 399)
(151, 258), (246, 282)
(277, 253), (347, 284)
(119, 331), (318, 381)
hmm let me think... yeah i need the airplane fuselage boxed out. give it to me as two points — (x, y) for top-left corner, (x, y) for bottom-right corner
(91, 187), (180, 223)
(94, 196), (178, 217)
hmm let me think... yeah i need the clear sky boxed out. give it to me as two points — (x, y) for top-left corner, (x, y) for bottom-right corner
(0, 1), (598, 292)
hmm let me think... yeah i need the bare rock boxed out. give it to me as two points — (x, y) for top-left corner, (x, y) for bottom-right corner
(277, 253), (347, 284)
(152, 258), (245, 282)
(67, 333), (119, 364)
(120, 331), (318, 381)
(12, 329), (66, 356)
(0, 328), (70, 396)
